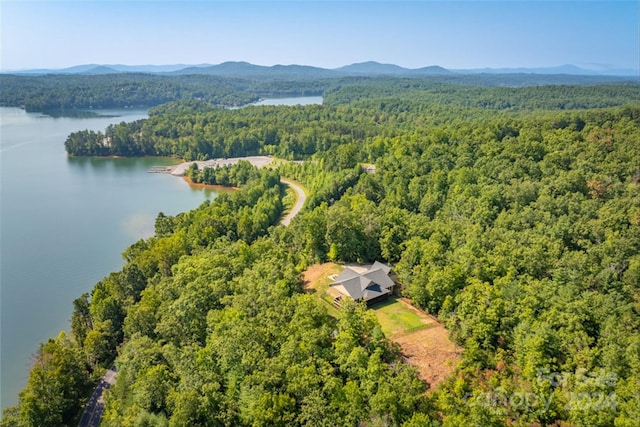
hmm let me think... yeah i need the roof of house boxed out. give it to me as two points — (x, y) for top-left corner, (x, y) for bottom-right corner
(330, 261), (394, 301)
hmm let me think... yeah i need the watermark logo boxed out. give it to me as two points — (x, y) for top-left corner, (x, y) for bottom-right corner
(466, 389), (555, 412)
(464, 368), (617, 413)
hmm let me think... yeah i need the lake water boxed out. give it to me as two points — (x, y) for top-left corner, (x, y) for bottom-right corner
(253, 96), (323, 106)
(0, 107), (220, 409)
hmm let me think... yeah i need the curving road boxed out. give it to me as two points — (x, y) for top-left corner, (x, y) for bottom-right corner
(78, 366), (117, 427)
(280, 178), (306, 226)
(158, 157), (307, 227)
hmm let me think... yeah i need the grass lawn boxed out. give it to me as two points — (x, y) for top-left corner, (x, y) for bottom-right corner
(369, 297), (432, 339)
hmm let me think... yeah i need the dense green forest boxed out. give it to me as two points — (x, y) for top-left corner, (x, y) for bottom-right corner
(64, 83), (639, 160)
(1, 72), (635, 113)
(0, 74), (326, 112)
(3, 79), (640, 426)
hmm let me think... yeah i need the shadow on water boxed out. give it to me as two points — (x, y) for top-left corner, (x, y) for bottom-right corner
(40, 109), (106, 118)
(65, 156), (224, 197)
(39, 108), (147, 119)
(67, 156), (181, 173)
(66, 156), (110, 172)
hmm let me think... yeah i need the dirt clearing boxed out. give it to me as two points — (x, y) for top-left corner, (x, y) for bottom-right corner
(390, 299), (462, 391)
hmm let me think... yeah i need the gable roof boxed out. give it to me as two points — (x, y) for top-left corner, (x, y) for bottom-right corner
(371, 260), (391, 274)
(330, 262), (394, 301)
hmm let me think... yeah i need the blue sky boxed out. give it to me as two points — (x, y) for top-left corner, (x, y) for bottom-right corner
(1, 1), (638, 72)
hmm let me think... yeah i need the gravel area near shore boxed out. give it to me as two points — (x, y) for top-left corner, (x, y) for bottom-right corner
(169, 156), (274, 176)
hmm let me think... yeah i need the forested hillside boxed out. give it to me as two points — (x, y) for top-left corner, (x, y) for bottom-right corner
(3, 80), (640, 426)
(1, 71), (635, 113)
(64, 83), (639, 160)
(0, 74), (326, 112)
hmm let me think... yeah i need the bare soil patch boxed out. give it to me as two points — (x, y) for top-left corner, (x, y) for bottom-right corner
(393, 316), (462, 392)
(302, 262), (338, 290)
(302, 262), (343, 316)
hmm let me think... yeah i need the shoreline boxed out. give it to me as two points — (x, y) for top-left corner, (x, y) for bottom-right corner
(167, 155), (274, 176)
(182, 176), (238, 191)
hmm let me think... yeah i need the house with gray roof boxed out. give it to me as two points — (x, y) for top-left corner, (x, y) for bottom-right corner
(329, 261), (395, 306)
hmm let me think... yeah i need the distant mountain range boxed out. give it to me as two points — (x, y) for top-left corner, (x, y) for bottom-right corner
(456, 64), (639, 77)
(5, 61), (638, 77)
(9, 64), (207, 75)
(335, 61), (452, 76)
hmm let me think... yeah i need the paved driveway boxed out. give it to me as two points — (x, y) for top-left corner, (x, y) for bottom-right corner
(280, 178), (306, 226)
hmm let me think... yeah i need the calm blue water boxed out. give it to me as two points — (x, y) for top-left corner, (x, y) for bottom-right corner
(253, 96), (323, 106)
(0, 107), (218, 409)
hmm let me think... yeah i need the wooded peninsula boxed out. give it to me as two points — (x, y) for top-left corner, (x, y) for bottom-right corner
(2, 72), (639, 426)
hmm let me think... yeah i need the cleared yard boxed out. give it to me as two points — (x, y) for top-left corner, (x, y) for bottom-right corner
(370, 297), (433, 338)
(394, 320), (462, 390)
(302, 262), (343, 317)
(302, 262), (462, 391)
